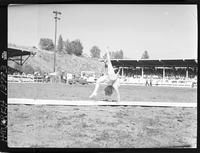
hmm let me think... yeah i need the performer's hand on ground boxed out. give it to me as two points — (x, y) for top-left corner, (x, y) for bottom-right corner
(89, 93), (97, 98)
(116, 96), (120, 102)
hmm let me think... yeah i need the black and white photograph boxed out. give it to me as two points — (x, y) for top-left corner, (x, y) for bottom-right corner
(7, 4), (197, 148)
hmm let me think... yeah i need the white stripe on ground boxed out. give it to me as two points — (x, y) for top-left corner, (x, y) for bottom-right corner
(8, 98), (197, 107)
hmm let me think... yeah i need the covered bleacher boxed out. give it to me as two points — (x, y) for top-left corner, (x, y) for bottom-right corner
(7, 46), (39, 82)
(111, 59), (197, 68)
(8, 46), (36, 67)
(111, 59), (197, 87)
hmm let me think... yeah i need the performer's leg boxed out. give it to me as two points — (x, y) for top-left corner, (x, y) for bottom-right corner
(89, 75), (108, 98)
(113, 78), (120, 102)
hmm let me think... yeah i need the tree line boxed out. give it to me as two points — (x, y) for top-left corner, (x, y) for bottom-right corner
(38, 37), (83, 56)
(38, 35), (125, 59)
(9, 35), (150, 60)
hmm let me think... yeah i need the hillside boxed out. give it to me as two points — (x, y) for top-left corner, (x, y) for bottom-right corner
(8, 47), (105, 76)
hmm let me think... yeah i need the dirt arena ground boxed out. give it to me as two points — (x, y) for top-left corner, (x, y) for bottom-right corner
(8, 83), (197, 148)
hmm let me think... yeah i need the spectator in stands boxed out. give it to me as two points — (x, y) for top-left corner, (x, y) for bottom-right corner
(145, 79), (149, 86)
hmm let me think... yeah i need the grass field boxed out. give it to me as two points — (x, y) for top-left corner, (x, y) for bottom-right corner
(8, 83), (197, 148)
(8, 83), (197, 102)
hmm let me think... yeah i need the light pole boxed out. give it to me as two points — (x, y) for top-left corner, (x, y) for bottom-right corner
(53, 11), (61, 72)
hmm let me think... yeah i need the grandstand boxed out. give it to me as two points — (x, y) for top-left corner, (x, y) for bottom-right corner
(8, 46), (36, 67)
(7, 45), (37, 74)
(111, 59), (197, 87)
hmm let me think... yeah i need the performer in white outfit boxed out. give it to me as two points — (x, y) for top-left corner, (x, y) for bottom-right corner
(89, 48), (121, 102)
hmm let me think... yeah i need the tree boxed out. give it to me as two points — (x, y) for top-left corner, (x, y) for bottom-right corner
(90, 46), (101, 58)
(39, 38), (54, 51)
(141, 50), (149, 59)
(102, 50), (124, 59)
(114, 50), (124, 59)
(119, 50), (124, 59)
(102, 53), (107, 59)
(110, 51), (115, 59)
(64, 39), (73, 54)
(57, 35), (64, 54)
(109, 50), (124, 59)
(64, 39), (83, 56)
(72, 39), (83, 56)
(23, 64), (34, 74)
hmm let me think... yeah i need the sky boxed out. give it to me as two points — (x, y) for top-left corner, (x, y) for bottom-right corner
(8, 4), (197, 59)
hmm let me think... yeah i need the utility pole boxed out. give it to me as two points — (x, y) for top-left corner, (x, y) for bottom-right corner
(53, 11), (61, 72)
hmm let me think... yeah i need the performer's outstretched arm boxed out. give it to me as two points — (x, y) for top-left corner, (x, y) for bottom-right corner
(116, 67), (121, 75)
(105, 47), (118, 80)
(106, 47), (112, 65)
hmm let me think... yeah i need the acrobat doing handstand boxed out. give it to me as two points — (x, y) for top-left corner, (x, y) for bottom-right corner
(89, 48), (121, 102)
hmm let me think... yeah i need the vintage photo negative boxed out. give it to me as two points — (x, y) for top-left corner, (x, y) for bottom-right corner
(7, 4), (197, 148)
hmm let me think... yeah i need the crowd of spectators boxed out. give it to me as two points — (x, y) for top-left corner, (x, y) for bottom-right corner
(118, 67), (197, 87)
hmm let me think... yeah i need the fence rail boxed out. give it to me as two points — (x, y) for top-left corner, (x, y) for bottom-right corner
(119, 78), (197, 88)
(8, 74), (197, 88)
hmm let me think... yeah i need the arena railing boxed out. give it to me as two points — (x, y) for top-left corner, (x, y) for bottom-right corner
(119, 77), (196, 88)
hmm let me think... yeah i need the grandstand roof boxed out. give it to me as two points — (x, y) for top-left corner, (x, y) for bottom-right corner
(7, 46), (37, 58)
(111, 59), (198, 68)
